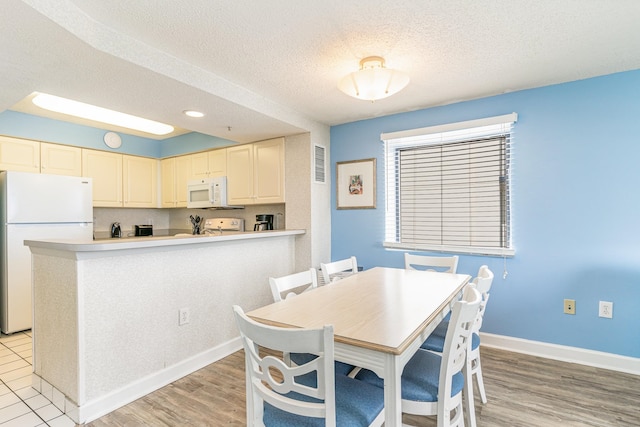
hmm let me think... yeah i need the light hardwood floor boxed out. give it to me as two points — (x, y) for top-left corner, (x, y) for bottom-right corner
(85, 347), (640, 426)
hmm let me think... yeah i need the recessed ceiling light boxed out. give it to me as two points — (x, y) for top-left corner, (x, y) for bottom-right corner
(183, 110), (205, 118)
(32, 93), (174, 136)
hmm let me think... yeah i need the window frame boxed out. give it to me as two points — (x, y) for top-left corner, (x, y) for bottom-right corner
(382, 113), (517, 257)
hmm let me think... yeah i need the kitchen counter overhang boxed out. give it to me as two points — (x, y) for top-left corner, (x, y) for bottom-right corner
(25, 229), (305, 259)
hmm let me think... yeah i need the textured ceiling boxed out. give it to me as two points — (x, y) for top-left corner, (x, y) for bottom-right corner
(3, 0), (640, 143)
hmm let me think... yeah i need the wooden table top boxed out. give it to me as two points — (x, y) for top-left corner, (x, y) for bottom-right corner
(247, 267), (470, 355)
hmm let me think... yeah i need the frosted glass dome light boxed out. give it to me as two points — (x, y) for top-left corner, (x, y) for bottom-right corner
(338, 56), (410, 102)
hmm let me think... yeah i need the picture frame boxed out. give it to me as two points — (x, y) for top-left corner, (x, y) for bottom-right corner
(336, 158), (376, 209)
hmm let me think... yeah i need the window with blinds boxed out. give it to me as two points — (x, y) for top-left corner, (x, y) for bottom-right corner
(382, 113), (516, 256)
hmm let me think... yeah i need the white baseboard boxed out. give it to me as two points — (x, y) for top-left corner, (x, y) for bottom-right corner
(75, 337), (242, 424)
(480, 332), (640, 376)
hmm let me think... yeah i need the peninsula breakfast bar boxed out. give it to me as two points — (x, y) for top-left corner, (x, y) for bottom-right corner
(247, 266), (471, 427)
(25, 229), (304, 424)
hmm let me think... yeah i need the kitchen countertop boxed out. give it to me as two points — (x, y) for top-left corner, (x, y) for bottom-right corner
(25, 229), (305, 254)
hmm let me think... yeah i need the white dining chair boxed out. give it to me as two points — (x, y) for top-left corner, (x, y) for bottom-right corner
(355, 285), (481, 427)
(420, 265), (495, 427)
(232, 305), (385, 427)
(404, 253), (459, 273)
(268, 268), (355, 376)
(320, 256), (358, 285)
(269, 268), (318, 302)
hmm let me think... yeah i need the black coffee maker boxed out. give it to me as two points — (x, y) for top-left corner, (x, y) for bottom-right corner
(254, 214), (274, 231)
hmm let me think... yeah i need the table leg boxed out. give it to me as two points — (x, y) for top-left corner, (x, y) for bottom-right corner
(383, 354), (403, 427)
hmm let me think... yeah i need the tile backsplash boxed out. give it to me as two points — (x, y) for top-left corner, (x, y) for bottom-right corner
(94, 204), (285, 237)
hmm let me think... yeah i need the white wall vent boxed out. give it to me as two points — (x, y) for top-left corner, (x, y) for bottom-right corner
(314, 144), (326, 183)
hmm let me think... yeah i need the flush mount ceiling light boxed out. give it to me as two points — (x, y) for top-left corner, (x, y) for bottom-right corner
(32, 93), (174, 136)
(183, 110), (205, 118)
(338, 56), (410, 102)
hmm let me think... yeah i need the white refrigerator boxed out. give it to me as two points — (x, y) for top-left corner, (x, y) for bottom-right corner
(0, 171), (93, 334)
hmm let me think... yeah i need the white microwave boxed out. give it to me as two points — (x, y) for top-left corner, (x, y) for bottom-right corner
(186, 176), (241, 209)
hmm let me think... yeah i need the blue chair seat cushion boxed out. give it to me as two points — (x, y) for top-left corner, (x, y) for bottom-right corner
(421, 326), (480, 353)
(290, 352), (355, 376)
(263, 373), (384, 426)
(355, 349), (464, 402)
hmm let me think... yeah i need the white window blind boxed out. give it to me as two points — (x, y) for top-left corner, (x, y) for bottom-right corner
(382, 113), (516, 256)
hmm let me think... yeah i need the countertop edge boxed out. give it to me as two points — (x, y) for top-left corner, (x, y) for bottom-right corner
(25, 229), (306, 253)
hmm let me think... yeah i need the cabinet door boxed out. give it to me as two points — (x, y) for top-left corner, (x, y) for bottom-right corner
(160, 157), (176, 208)
(0, 136), (40, 172)
(40, 143), (82, 176)
(190, 149), (226, 178)
(82, 149), (123, 207)
(123, 155), (158, 208)
(226, 144), (254, 205)
(175, 155), (192, 207)
(190, 152), (209, 179)
(254, 138), (285, 203)
(208, 148), (227, 177)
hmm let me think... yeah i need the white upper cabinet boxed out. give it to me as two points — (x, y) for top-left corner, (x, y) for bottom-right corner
(227, 138), (284, 205)
(190, 148), (227, 179)
(123, 155), (157, 208)
(160, 157), (176, 208)
(40, 143), (82, 176)
(226, 144), (253, 204)
(82, 149), (123, 207)
(0, 136), (40, 173)
(82, 150), (158, 208)
(0, 136), (286, 209)
(175, 155), (192, 207)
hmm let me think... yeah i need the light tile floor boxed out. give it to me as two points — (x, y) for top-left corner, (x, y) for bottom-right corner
(0, 332), (76, 427)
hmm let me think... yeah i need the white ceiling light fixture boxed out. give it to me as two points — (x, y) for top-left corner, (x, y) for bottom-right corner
(338, 56), (410, 102)
(183, 110), (205, 118)
(32, 93), (174, 136)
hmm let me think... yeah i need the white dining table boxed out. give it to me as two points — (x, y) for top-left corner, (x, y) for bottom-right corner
(247, 266), (470, 427)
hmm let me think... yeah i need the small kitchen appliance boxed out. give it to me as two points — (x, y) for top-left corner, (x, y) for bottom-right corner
(135, 224), (153, 236)
(111, 222), (122, 238)
(254, 214), (274, 231)
(186, 176), (242, 209)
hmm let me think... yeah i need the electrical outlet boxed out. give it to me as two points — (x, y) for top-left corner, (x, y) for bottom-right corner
(564, 299), (576, 315)
(179, 308), (190, 325)
(599, 301), (613, 318)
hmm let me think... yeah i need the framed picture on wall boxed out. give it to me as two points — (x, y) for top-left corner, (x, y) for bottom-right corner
(336, 158), (376, 209)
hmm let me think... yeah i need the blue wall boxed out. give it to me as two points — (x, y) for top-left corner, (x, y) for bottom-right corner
(330, 70), (640, 358)
(0, 110), (235, 158)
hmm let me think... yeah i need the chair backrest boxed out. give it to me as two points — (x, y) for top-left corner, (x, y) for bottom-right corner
(320, 256), (358, 284)
(472, 265), (494, 294)
(471, 265), (494, 333)
(439, 285), (481, 407)
(232, 305), (337, 426)
(269, 268), (318, 302)
(404, 253), (459, 273)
